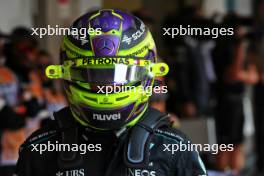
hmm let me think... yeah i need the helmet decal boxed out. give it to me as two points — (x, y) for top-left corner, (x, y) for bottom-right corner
(89, 10), (123, 32)
(92, 36), (119, 56)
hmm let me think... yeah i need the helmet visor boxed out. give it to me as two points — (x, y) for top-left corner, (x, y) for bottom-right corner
(69, 64), (149, 85)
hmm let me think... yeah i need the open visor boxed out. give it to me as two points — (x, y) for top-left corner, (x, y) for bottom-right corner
(68, 64), (149, 85)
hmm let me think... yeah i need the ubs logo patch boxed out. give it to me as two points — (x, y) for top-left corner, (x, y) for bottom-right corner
(56, 169), (84, 176)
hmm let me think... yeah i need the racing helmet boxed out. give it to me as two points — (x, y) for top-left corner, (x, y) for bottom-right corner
(46, 9), (169, 130)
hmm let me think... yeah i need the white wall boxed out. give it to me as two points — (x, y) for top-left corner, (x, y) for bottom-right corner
(203, 0), (226, 18)
(0, 0), (32, 33)
(80, 0), (102, 14)
(203, 0), (252, 18)
(236, 0), (252, 16)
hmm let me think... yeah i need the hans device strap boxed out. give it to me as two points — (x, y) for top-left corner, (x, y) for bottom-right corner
(124, 107), (170, 168)
(54, 108), (83, 169)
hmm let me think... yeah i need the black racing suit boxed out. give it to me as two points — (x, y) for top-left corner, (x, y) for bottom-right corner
(15, 107), (207, 176)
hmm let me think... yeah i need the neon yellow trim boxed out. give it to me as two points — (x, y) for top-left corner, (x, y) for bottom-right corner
(45, 65), (63, 79)
(70, 85), (149, 109)
(76, 82), (91, 89)
(110, 10), (123, 20)
(89, 9), (123, 21)
(150, 62), (169, 77)
(89, 11), (101, 21)
(64, 36), (93, 57)
(104, 29), (122, 36)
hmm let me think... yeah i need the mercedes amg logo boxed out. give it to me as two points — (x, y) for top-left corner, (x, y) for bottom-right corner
(96, 38), (115, 55)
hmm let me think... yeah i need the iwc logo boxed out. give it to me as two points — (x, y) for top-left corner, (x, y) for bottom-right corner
(56, 169), (84, 176)
(127, 169), (156, 176)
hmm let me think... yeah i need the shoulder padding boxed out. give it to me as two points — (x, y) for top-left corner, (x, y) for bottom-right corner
(124, 107), (170, 168)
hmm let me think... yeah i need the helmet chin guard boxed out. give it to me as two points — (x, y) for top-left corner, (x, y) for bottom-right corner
(66, 81), (150, 130)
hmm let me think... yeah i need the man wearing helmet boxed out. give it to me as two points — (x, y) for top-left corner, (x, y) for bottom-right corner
(15, 9), (206, 176)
